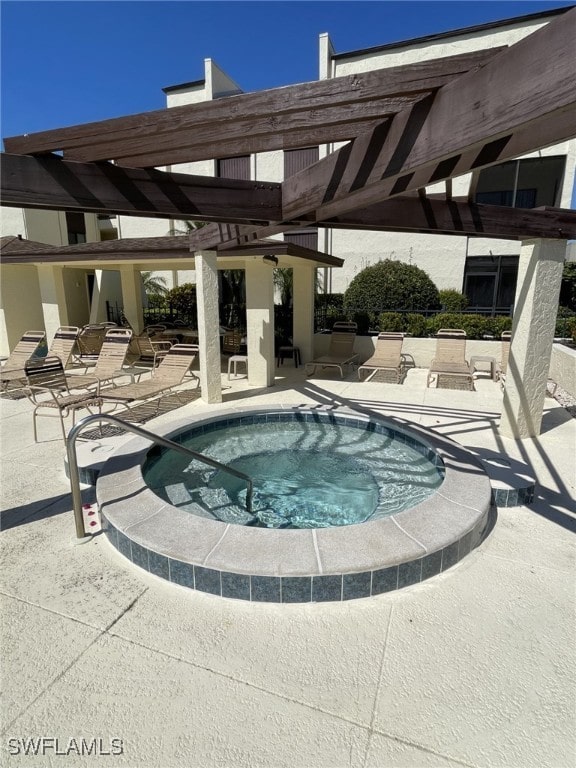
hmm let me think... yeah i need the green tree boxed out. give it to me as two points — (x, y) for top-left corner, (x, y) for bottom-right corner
(166, 283), (197, 324)
(141, 271), (168, 297)
(167, 219), (208, 235)
(274, 268), (293, 308)
(220, 270), (246, 327)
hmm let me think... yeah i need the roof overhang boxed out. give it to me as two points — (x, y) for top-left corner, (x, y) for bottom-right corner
(0, 235), (344, 270)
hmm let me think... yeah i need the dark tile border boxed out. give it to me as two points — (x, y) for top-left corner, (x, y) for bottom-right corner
(104, 516), (487, 602)
(491, 483), (536, 507)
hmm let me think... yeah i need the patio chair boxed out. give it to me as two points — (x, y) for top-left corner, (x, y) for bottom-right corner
(222, 330), (244, 355)
(143, 324), (168, 339)
(0, 330), (46, 391)
(73, 324), (109, 366)
(496, 331), (512, 388)
(305, 323), (359, 378)
(427, 329), (475, 391)
(47, 326), (80, 369)
(65, 328), (135, 391)
(128, 333), (174, 369)
(358, 332), (406, 383)
(24, 356), (103, 443)
(100, 344), (199, 413)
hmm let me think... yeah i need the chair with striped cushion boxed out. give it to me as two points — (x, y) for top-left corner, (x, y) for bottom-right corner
(47, 326), (80, 369)
(0, 330), (46, 391)
(101, 344), (199, 414)
(426, 329), (475, 391)
(24, 356), (103, 443)
(65, 328), (135, 391)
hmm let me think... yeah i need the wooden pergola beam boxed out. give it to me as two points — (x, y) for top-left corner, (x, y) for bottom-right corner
(3, 49), (502, 167)
(282, 9), (576, 221)
(320, 199), (576, 240)
(188, 199), (576, 250)
(0, 153), (282, 223)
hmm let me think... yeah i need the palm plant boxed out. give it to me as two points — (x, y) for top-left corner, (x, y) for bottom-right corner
(141, 271), (168, 297)
(274, 268), (293, 308)
(167, 219), (208, 236)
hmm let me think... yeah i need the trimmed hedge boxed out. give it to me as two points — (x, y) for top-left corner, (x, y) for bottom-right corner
(377, 312), (513, 339)
(439, 289), (469, 312)
(344, 260), (440, 315)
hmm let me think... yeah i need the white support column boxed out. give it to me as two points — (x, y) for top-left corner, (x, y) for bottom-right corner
(292, 263), (316, 363)
(500, 239), (567, 439)
(119, 266), (144, 334)
(245, 259), (275, 387)
(195, 251), (222, 404)
(37, 265), (69, 342)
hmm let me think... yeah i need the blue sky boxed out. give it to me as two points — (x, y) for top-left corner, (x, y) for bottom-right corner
(1, 0), (573, 141)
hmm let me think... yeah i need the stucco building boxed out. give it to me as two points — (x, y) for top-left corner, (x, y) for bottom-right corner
(1, 5), (575, 355)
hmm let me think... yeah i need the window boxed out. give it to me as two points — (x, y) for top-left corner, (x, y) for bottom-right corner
(65, 211), (87, 244)
(216, 156), (250, 180)
(474, 156), (566, 208)
(283, 230), (318, 250)
(463, 255), (519, 314)
(284, 148), (319, 250)
(284, 147), (319, 178)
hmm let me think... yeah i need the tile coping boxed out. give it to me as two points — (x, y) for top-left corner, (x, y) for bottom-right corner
(97, 405), (493, 602)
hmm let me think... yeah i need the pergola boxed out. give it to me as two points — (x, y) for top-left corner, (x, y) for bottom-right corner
(2, 8), (576, 437)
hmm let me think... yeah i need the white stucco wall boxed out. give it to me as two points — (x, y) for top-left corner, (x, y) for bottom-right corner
(328, 229), (469, 294)
(330, 18), (551, 77)
(0, 207), (26, 238)
(0, 265), (44, 354)
(60, 268), (92, 327)
(550, 344), (576, 397)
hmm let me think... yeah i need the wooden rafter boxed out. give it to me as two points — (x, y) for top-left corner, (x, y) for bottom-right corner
(0, 153), (281, 223)
(320, 199), (576, 240)
(3, 49), (503, 167)
(187, 199), (576, 250)
(281, 8), (576, 221)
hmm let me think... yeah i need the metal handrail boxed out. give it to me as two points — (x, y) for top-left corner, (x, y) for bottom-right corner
(66, 413), (254, 540)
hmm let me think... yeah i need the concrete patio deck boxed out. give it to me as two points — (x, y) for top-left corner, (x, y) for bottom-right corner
(1, 365), (574, 768)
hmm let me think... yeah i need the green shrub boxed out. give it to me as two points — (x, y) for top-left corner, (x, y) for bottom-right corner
(485, 315), (513, 337)
(439, 289), (469, 312)
(325, 311), (348, 330)
(426, 313), (511, 339)
(344, 260), (440, 313)
(404, 313), (427, 337)
(315, 293), (344, 310)
(166, 283), (197, 324)
(555, 314), (576, 339)
(350, 311), (371, 334)
(560, 262), (576, 311)
(378, 312), (405, 332)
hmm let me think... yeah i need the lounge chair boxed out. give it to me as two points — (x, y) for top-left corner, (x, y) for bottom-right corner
(65, 328), (135, 391)
(0, 330), (46, 391)
(496, 331), (512, 388)
(100, 344), (199, 413)
(358, 332), (406, 383)
(426, 329), (475, 391)
(305, 322), (358, 378)
(24, 356), (103, 443)
(47, 326), (80, 369)
(128, 333), (174, 369)
(72, 324), (109, 366)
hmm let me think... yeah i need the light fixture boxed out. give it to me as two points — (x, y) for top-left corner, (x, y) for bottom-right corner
(263, 255), (278, 266)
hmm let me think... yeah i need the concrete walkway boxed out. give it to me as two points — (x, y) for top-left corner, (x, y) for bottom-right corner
(1, 366), (575, 768)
